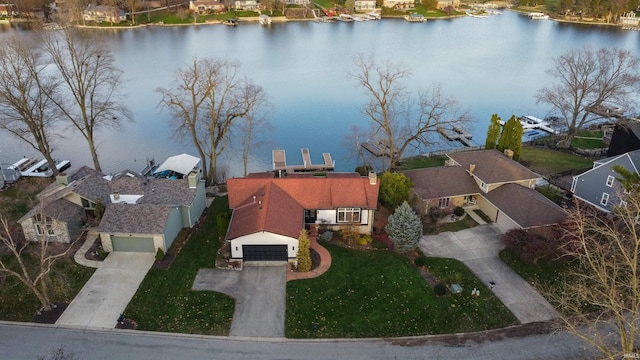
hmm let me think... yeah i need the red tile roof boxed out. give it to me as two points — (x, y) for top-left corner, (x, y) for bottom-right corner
(226, 173), (380, 240)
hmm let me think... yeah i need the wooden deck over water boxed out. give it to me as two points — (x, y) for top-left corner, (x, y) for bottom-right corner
(272, 148), (335, 173)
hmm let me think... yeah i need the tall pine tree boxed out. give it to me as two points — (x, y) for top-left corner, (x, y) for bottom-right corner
(485, 114), (502, 150)
(497, 115), (523, 159)
(296, 229), (311, 272)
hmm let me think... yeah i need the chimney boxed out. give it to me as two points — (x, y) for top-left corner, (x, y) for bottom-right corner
(503, 149), (514, 159)
(56, 173), (69, 185)
(368, 171), (377, 185)
(113, 191), (120, 201)
(469, 164), (475, 173)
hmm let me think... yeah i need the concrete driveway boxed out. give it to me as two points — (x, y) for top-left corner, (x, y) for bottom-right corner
(192, 265), (287, 338)
(56, 252), (155, 328)
(419, 224), (559, 324)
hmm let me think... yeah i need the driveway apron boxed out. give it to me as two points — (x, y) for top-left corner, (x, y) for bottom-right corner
(56, 252), (155, 328)
(193, 265), (287, 338)
(419, 224), (559, 324)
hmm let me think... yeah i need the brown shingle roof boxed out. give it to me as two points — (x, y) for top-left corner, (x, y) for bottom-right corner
(403, 167), (479, 199)
(448, 150), (539, 184)
(483, 184), (567, 228)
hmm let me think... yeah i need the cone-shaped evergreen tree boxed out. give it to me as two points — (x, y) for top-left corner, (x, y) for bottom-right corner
(485, 114), (502, 150)
(385, 201), (423, 252)
(296, 229), (311, 272)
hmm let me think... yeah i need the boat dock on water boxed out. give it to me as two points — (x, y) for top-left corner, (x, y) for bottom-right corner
(272, 148), (335, 173)
(437, 125), (474, 146)
(4, 157), (71, 180)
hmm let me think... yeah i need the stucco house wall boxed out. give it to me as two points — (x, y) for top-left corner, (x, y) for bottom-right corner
(230, 232), (298, 260)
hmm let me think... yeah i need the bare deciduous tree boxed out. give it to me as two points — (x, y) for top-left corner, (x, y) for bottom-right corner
(0, 216), (76, 312)
(236, 102), (272, 177)
(43, 29), (131, 173)
(554, 194), (640, 358)
(341, 125), (374, 173)
(351, 54), (469, 171)
(536, 46), (640, 148)
(158, 57), (269, 185)
(0, 35), (61, 176)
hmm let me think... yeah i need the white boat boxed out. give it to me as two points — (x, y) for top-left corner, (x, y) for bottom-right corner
(259, 14), (272, 25)
(404, 13), (427, 22)
(9, 158), (71, 178)
(527, 12), (549, 20)
(366, 12), (381, 20)
(352, 15), (368, 21)
(338, 14), (354, 21)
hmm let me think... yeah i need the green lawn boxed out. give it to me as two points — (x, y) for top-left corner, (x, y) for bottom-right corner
(499, 248), (575, 307)
(0, 255), (95, 321)
(519, 147), (593, 175)
(399, 155), (447, 170)
(124, 197), (235, 335)
(286, 244), (517, 338)
(571, 130), (604, 149)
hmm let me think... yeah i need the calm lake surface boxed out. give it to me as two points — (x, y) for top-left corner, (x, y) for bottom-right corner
(1, 12), (639, 176)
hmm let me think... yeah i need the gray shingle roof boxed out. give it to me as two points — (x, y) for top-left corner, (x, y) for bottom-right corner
(98, 203), (170, 234)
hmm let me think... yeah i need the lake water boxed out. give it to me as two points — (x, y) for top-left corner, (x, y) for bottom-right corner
(0, 12), (639, 176)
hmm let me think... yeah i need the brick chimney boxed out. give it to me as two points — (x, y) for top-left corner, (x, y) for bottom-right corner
(368, 171), (377, 185)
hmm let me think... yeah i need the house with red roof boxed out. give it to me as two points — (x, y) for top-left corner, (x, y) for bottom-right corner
(404, 149), (567, 231)
(226, 172), (380, 262)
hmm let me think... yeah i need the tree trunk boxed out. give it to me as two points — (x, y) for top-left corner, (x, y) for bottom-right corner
(87, 135), (102, 173)
(558, 127), (577, 148)
(44, 155), (59, 177)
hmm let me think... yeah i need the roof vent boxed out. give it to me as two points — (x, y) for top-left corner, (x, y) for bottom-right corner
(113, 191), (120, 201)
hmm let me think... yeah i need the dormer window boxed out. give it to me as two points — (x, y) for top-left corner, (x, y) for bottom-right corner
(81, 197), (96, 210)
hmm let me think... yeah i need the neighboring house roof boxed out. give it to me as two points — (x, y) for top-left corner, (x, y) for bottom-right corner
(154, 153), (201, 177)
(98, 203), (170, 235)
(483, 184), (567, 228)
(20, 199), (83, 223)
(447, 149), (539, 184)
(226, 182), (304, 240)
(572, 149), (640, 212)
(404, 167), (478, 199)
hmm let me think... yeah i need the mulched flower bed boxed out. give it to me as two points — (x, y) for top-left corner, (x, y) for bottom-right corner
(115, 318), (137, 330)
(32, 302), (68, 324)
(152, 254), (175, 270)
(310, 248), (320, 271)
(84, 235), (103, 261)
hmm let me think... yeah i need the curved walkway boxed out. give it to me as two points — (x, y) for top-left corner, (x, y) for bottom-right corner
(286, 233), (332, 282)
(419, 224), (559, 324)
(74, 229), (102, 269)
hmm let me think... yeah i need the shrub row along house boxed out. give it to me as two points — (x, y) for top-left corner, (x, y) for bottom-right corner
(404, 149), (567, 231)
(226, 172), (379, 263)
(19, 154), (207, 254)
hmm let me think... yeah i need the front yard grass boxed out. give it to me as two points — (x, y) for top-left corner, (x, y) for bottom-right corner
(286, 244), (518, 338)
(124, 196), (235, 335)
(571, 130), (604, 149)
(0, 254), (95, 321)
(519, 147), (593, 175)
(499, 248), (576, 308)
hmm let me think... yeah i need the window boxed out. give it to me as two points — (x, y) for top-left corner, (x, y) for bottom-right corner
(619, 200), (628, 208)
(601, 192), (609, 206)
(81, 198), (96, 209)
(606, 175), (615, 187)
(337, 208), (361, 223)
(35, 224), (54, 236)
(438, 197), (450, 208)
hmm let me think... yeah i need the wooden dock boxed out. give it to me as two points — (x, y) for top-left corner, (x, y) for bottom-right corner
(361, 142), (399, 157)
(437, 126), (475, 147)
(272, 148), (335, 173)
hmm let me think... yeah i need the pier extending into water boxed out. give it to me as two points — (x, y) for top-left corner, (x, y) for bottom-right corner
(272, 148), (335, 173)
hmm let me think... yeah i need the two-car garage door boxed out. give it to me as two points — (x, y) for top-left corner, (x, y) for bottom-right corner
(242, 245), (288, 261)
(111, 235), (155, 253)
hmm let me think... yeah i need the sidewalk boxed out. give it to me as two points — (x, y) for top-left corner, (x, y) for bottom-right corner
(74, 228), (102, 269)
